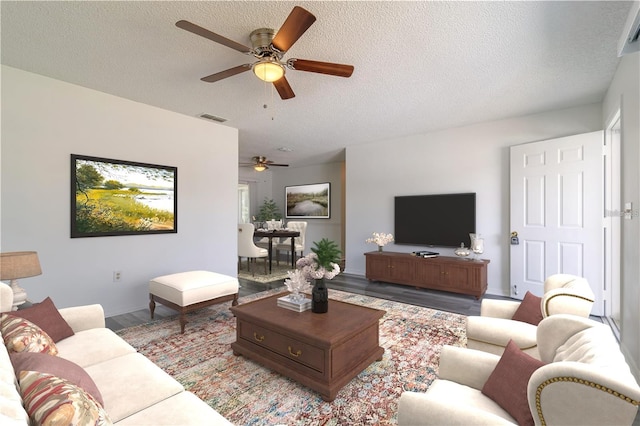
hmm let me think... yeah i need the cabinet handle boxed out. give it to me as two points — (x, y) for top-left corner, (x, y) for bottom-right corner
(288, 346), (302, 357)
(253, 332), (265, 342)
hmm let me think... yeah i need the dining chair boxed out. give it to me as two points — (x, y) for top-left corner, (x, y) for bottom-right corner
(238, 223), (268, 276)
(256, 220), (283, 252)
(276, 221), (307, 265)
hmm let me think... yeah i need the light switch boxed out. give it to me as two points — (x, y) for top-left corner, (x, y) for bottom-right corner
(624, 202), (633, 220)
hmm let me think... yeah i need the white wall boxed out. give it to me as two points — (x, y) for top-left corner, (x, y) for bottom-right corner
(1, 66), (239, 316)
(271, 162), (344, 254)
(602, 52), (640, 379)
(345, 103), (602, 296)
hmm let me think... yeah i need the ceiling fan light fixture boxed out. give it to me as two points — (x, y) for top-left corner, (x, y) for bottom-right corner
(253, 60), (284, 82)
(254, 164), (267, 172)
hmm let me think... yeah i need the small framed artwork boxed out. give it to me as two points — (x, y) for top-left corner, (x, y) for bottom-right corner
(285, 182), (330, 219)
(71, 154), (177, 238)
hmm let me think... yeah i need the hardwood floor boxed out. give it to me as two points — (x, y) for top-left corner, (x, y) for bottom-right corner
(105, 273), (510, 331)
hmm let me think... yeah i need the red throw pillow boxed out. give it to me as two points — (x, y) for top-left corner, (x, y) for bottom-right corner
(7, 297), (74, 342)
(482, 340), (545, 426)
(10, 352), (104, 407)
(511, 291), (544, 325)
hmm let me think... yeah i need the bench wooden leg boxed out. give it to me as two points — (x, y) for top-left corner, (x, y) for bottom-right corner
(179, 313), (187, 334)
(149, 296), (156, 319)
(148, 292), (238, 334)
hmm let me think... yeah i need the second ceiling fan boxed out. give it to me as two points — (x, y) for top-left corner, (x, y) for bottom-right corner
(241, 156), (289, 172)
(177, 6), (354, 99)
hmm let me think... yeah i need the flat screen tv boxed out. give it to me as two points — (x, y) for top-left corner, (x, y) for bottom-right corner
(394, 193), (476, 247)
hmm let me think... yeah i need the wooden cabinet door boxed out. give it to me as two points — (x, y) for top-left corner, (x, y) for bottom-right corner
(442, 263), (472, 289)
(389, 256), (415, 283)
(415, 261), (443, 286)
(366, 255), (390, 280)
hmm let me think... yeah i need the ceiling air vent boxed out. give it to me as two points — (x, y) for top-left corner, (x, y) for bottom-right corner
(618, 1), (640, 56)
(198, 113), (227, 123)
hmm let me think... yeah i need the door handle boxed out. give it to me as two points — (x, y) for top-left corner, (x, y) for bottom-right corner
(510, 231), (519, 245)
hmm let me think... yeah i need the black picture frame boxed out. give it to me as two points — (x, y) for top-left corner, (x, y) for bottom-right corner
(285, 182), (331, 219)
(71, 154), (177, 238)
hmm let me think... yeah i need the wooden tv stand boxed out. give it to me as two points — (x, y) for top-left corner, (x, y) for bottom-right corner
(365, 251), (489, 299)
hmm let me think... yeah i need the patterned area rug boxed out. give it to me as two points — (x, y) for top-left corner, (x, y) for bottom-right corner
(237, 263), (291, 283)
(116, 288), (467, 425)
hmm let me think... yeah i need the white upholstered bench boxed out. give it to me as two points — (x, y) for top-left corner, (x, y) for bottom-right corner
(149, 270), (239, 334)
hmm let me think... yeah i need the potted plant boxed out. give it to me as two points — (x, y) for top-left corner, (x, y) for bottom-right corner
(296, 238), (341, 313)
(256, 198), (282, 223)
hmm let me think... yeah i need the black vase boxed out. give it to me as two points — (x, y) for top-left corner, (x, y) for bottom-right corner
(312, 278), (329, 313)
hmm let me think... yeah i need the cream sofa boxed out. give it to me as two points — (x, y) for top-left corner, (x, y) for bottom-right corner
(398, 314), (640, 425)
(0, 282), (232, 425)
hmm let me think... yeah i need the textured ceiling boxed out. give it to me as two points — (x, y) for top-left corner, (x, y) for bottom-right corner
(1, 1), (633, 168)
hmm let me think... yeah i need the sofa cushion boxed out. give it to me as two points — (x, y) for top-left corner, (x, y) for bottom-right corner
(465, 316), (538, 351)
(10, 352), (104, 406)
(55, 328), (136, 368)
(19, 370), (112, 425)
(511, 291), (543, 325)
(482, 340), (544, 426)
(427, 379), (515, 423)
(117, 391), (233, 425)
(0, 314), (58, 355)
(6, 297), (74, 342)
(85, 352), (184, 422)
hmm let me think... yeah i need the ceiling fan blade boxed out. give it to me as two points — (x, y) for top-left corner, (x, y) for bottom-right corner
(176, 20), (251, 53)
(201, 64), (252, 83)
(273, 76), (295, 100)
(262, 160), (289, 167)
(288, 59), (354, 77)
(271, 6), (316, 53)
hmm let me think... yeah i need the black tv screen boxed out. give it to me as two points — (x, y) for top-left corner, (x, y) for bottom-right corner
(394, 193), (476, 247)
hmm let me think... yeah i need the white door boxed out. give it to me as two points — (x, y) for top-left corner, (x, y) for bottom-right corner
(510, 131), (603, 315)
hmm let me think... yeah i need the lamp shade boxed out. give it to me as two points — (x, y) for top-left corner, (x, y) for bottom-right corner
(253, 61), (285, 82)
(254, 164), (267, 172)
(0, 251), (42, 280)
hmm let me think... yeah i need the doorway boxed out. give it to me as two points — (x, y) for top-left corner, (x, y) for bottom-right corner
(238, 183), (250, 224)
(510, 131), (604, 315)
(604, 111), (622, 331)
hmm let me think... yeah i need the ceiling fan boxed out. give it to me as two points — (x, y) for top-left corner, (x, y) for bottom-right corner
(240, 156), (289, 172)
(176, 6), (354, 99)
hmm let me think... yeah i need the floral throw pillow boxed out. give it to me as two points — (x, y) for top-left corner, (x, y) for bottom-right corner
(19, 370), (112, 425)
(0, 314), (58, 355)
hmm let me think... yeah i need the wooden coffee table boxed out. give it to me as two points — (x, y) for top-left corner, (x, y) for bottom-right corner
(230, 293), (385, 401)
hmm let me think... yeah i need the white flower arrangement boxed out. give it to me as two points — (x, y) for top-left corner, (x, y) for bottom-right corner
(296, 252), (341, 280)
(284, 269), (311, 301)
(366, 232), (394, 247)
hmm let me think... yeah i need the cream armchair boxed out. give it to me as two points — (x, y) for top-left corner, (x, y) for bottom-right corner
(466, 274), (595, 359)
(398, 314), (640, 426)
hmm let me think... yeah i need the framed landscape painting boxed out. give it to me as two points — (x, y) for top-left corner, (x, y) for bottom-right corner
(71, 154), (177, 237)
(285, 182), (330, 219)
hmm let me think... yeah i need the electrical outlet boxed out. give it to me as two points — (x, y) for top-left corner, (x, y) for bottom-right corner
(113, 271), (122, 282)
